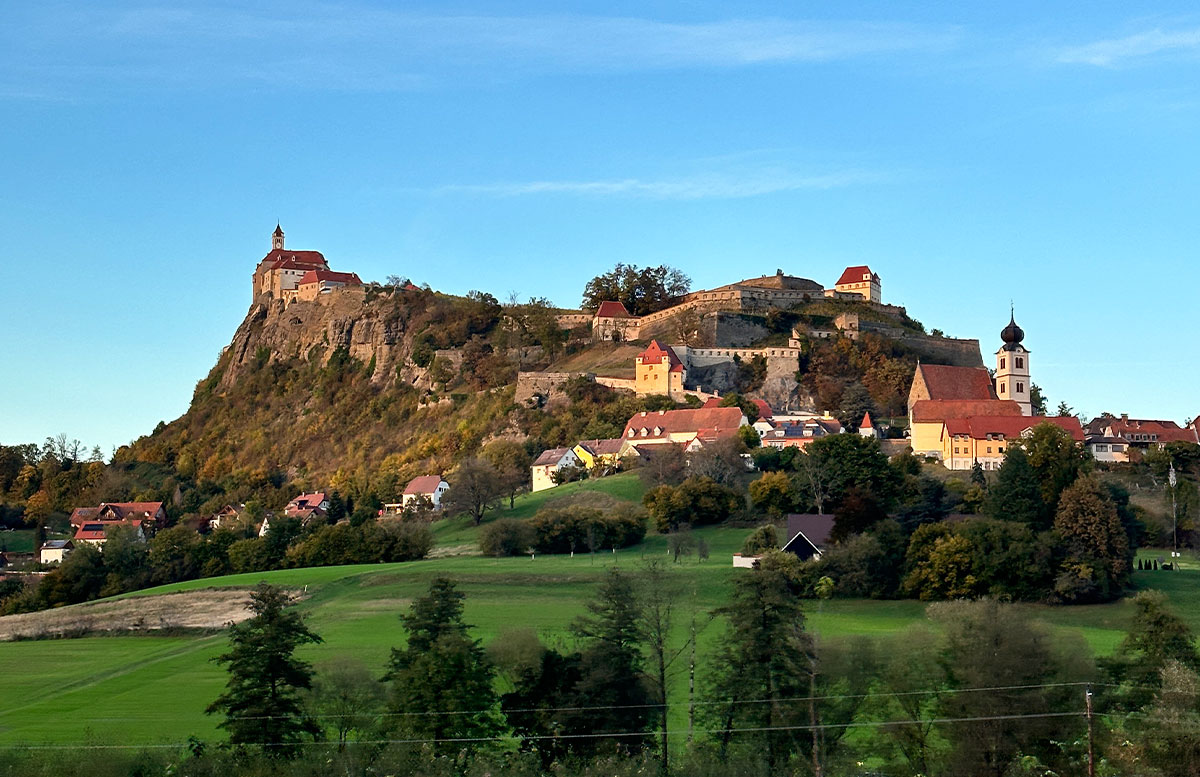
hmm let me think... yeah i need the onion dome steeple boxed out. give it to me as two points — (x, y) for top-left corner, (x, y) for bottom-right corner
(1000, 309), (1024, 351)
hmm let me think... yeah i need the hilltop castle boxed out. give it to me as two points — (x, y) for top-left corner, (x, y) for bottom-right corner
(251, 225), (362, 303)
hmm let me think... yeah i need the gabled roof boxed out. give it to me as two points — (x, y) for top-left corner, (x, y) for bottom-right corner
(72, 502), (163, 526)
(782, 514), (835, 558)
(702, 397), (774, 420)
(1102, 418), (1196, 444)
(576, 438), (625, 456)
(623, 407), (745, 441)
(533, 447), (576, 467)
(41, 540), (73, 550)
(860, 412), (873, 429)
(911, 399), (1020, 423)
(595, 301), (635, 319)
(298, 269), (363, 286)
(835, 265), (879, 286)
(944, 415), (1085, 442)
(638, 340), (684, 372)
(915, 364), (996, 402)
(74, 519), (142, 542)
(288, 492), (327, 508)
(404, 475), (446, 495)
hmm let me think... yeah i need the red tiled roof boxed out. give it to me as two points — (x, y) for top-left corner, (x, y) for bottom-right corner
(287, 493), (327, 513)
(623, 407), (745, 441)
(72, 502), (163, 526)
(835, 265), (879, 286)
(73, 519), (143, 542)
(595, 301), (634, 319)
(911, 399), (1021, 423)
(298, 270), (363, 286)
(69, 507), (100, 526)
(944, 415), (1085, 442)
(638, 340), (684, 373)
(261, 249), (328, 271)
(861, 412), (873, 429)
(404, 475), (445, 495)
(1104, 418), (1196, 444)
(915, 364), (997, 402)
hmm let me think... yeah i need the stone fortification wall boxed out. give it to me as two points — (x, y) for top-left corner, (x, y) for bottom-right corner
(678, 346), (802, 368)
(702, 313), (771, 348)
(594, 377), (637, 392)
(514, 371), (594, 404)
(895, 334), (983, 367)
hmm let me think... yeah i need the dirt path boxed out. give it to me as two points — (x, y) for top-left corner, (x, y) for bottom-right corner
(0, 589), (260, 640)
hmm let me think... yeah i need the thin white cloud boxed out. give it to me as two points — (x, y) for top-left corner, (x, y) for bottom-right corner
(1057, 26), (1200, 66)
(435, 169), (885, 200)
(0, 5), (960, 97)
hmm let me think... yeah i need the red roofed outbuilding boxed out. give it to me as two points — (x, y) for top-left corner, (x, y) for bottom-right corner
(830, 265), (881, 302)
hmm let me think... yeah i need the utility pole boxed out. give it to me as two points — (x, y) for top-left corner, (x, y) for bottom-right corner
(1170, 463), (1179, 565)
(1085, 685), (1095, 777)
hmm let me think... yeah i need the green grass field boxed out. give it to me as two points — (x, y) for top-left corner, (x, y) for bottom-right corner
(0, 530), (35, 554)
(2, 490), (1199, 747)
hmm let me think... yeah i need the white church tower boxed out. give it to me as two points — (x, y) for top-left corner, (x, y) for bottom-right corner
(272, 223), (285, 251)
(995, 310), (1031, 416)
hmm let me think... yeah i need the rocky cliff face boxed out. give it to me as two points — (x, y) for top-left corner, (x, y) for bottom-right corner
(220, 288), (430, 390)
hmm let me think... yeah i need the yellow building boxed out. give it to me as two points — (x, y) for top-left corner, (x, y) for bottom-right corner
(831, 265), (881, 302)
(635, 340), (686, 398)
(572, 438), (625, 473)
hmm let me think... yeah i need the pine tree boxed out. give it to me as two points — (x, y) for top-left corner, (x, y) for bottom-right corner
(385, 577), (502, 754)
(984, 447), (1044, 527)
(206, 584), (322, 758)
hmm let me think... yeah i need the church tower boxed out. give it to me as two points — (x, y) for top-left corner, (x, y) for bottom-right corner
(272, 223), (285, 251)
(995, 311), (1031, 416)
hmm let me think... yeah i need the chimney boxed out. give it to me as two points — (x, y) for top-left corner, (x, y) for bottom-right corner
(1121, 413), (1128, 422)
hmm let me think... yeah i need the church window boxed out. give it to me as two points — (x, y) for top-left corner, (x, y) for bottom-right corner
(1000, 358), (1006, 370)
(1016, 357), (1024, 368)
(1017, 382), (1024, 393)
(1000, 384), (1006, 394)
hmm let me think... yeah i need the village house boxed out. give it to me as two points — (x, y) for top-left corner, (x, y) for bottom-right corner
(69, 502), (166, 530)
(572, 439), (625, 474)
(1083, 414), (1199, 462)
(619, 407), (747, 455)
(531, 448), (582, 492)
(402, 476), (450, 510)
(74, 520), (146, 547)
(285, 492), (328, 522)
(940, 415), (1085, 471)
(760, 414), (843, 449)
(910, 399), (1022, 458)
(207, 504), (246, 531)
(39, 539), (73, 564)
(733, 514), (835, 568)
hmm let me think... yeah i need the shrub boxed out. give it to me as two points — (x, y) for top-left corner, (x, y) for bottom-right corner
(479, 518), (535, 557)
(741, 524), (779, 555)
(643, 476), (744, 532)
(528, 506), (647, 554)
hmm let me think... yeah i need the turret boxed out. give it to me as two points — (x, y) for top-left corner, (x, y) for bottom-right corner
(272, 223), (285, 251)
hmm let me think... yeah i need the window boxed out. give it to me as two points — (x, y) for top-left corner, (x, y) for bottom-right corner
(1095, 444), (1108, 452)
(1017, 382), (1024, 392)
(986, 446), (992, 454)
(999, 445), (1005, 452)
(1000, 384), (1006, 394)
(1000, 357), (1006, 370)
(954, 447), (960, 454)
(1016, 357), (1024, 368)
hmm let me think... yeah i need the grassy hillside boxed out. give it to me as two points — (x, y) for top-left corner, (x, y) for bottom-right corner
(1, 538), (1196, 746)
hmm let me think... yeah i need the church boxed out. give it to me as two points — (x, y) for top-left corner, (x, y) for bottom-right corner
(906, 312), (1083, 469)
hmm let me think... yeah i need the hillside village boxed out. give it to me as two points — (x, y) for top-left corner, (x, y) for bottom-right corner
(3, 226), (1197, 571)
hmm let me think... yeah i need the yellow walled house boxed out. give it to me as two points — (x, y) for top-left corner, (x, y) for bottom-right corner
(572, 438), (625, 473)
(910, 399), (1020, 458)
(829, 265), (881, 303)
(939, 415), (1085, 470)
(635, 340), (686, 398)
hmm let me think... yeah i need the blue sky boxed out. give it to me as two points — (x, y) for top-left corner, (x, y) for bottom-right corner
(2, 1), (1198, 453)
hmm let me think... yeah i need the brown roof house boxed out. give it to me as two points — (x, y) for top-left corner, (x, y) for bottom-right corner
(531, 447), (582, 493)
(402, 476), (450, 510)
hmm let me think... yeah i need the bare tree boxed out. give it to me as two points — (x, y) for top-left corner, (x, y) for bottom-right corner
(441, 458), (505, 525)
(795, 449), (834, 514)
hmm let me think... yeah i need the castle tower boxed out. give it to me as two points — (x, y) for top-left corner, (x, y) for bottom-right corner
(995, 311), (1031, 416)
(272, 223), (285, 251)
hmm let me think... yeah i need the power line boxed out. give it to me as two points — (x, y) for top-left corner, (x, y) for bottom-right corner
(0, 710), (1087, 751)
(61, 680), (1094, 722)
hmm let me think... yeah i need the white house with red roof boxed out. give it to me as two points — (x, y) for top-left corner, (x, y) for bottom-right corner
(402, 475), (450, 509)
(74, 519), (146, 547)
(827, 265), (881, 303)
(284, 492), (329, 521)
(858, 412), (879, 438)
